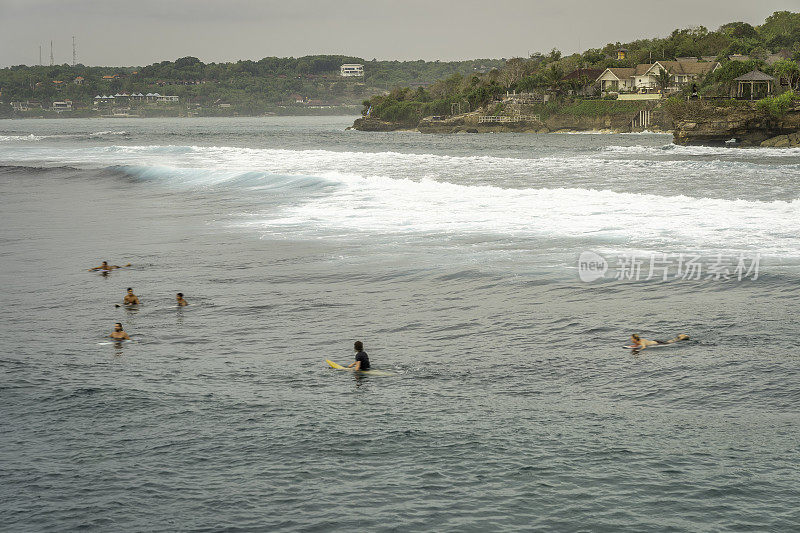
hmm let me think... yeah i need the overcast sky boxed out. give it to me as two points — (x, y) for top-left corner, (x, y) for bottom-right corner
(0, 0), (797, 67)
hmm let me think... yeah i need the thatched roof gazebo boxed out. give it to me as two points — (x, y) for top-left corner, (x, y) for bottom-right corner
(735, 70), (776, 100)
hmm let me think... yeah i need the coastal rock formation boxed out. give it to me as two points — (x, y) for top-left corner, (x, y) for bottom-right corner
(669, 100), (800, 146)
(417, 112), (548, 134)
(348, 117), (414, 132)
(760, 132), (800, 147)
(358, 102), (673, 135)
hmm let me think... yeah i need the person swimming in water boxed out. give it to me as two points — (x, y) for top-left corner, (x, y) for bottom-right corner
(123, 288), (140, 306)
(629, 333), (689, 350)
(89, 261), (131, 272)
(176, 293), (188, 307)
(346, 341), (370, 371)
(109, 323), (131, 340)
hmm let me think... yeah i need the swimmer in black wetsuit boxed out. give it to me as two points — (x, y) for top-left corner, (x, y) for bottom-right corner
(346, 341), (370, 371)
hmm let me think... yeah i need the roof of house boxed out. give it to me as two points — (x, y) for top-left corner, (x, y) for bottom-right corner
(653, 61), (719, 75)
(766, 51), (792, 64)
(734, 70), (776, 81)
(562, 68), (604, 81)
(602, 67), (635, 80)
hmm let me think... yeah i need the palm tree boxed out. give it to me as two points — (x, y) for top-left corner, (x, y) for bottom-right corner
(773, 59), (800, 90)
(546, 64), (565, 94)
(655, 67), (672, 95)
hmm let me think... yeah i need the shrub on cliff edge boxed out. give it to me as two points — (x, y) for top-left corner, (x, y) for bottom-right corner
(756, 90), (796, 118)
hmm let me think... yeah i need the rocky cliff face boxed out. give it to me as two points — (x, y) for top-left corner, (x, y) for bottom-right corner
(669, 100), (800, 146)
(416, 112), (548, 134)
(760, 132), (800, 147)
(356, 104), (673, 134)
(348, 117), (416, 132)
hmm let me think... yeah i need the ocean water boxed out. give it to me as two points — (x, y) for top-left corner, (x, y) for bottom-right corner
(1, 116), (799, 532)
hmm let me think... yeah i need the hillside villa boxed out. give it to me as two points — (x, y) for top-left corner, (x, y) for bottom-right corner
(51, 101), (72, 112)
(93, 93), (179, 106)
(597, 60), (721, 94)
(340, 64), (364, 77)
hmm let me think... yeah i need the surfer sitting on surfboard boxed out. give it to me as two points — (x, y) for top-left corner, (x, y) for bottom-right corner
(346, 341), (370, 371)
(89, 261), (131, 272)
(110, 323), (131, 340)
(176, 293), (188, 307)
(629, 333), (689, 350)
(123, 288), (140, 306)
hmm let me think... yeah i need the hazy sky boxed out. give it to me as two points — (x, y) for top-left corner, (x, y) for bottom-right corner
(0, 0), (797, 67)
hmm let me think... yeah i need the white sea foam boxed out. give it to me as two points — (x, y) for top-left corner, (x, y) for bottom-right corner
(3, 143), (799, 256)
(89, 130), (129, 136)
(0, 134), (46, 142)
(2, 143), (793, 187)
(0, 131), (128, 143)
(108, 160), (800, 257)
(256, 172), (800, 256)
(604, 143), (800, 157)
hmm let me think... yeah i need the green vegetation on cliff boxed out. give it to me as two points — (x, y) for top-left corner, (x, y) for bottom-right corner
(0, 55), (505, 117)
(756, 89), (797, 117)
(361, 11), (800, 125)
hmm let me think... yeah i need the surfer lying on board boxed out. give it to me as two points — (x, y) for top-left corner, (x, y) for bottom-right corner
(346, 341), (370, 371)
(123, 288), (140, 306)
(89, 261), (131, 272)
(630, 333), (689, 350)
(110, 323), (131, 340)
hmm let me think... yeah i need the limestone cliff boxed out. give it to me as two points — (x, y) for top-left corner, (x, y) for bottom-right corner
(668, 100), (800, 146)
(760, 132), (800, 147)
(348, 117), (416, 132)
(354, 101), (672, 134)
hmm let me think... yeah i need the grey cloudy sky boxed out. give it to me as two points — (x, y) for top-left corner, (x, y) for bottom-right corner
(0, 0), (797, 67)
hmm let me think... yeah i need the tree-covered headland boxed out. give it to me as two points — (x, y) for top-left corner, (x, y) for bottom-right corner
(362, 11), (800, 126)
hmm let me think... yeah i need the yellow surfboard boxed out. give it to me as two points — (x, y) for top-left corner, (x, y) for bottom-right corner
(325, 359), (392, 376)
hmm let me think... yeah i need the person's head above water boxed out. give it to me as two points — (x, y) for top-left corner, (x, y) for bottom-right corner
(354, 341), (363, 352)
(177, 293), (183, 298)
(631, 334), (640, 341)
(114, 322), (123, 331)
(127, 287), (133, 293)
(102, 261), (108, 266)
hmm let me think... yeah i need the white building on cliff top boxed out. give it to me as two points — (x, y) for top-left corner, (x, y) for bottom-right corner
(340, 64), (364, 77)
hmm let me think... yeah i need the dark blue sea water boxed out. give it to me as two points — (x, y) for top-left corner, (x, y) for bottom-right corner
(1, 117), (799, 531)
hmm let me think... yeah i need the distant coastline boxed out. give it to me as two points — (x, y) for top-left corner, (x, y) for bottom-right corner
(1, 105), (362, 120)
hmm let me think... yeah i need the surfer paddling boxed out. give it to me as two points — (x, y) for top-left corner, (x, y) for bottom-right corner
(629, 333), (689, 350)
(110, 323), (131, 340)
(346, 341), (371, 371)
(89, 261), (131, 272)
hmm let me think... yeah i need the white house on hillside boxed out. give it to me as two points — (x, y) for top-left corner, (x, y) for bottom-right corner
(596, 67), (639, 92)
(340, 64), (364, 77)
(52, 101), (72, 112)
(597, 60), (720, 94)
